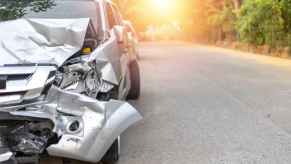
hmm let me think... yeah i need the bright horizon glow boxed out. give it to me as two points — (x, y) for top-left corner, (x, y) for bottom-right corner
(152, 0), (173, 12)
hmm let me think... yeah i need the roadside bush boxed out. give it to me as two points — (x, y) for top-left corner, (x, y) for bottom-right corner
(208, 0), (237, 41)
(236, 0), (285, 48)
(281, 0), (291, 46)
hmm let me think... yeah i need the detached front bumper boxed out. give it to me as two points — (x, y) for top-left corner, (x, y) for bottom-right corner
(0, 86), (142, 163)
(48, 100), (142, 162)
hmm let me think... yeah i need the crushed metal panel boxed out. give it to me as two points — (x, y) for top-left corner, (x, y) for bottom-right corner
(88, 33), (123, 85)
(4, 84), (142, 163)
(0, 15), (141, 164)
(47, 98), (142, 163)
(0, 18), (90, 66)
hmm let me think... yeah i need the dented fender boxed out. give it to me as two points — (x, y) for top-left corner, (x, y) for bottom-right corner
(45, 89), (142, 163)
(0, 17), (141, 163)
(47, 100), (142, 163)
(5, 86), (142, 163)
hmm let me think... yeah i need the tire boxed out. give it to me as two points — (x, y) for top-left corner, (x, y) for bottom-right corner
(101, 137), (120, 164)
(127, 60), (140, 100)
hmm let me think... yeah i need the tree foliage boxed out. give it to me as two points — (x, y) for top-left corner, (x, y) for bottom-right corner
(280, 0), (291, 45)
(236, 0), (285, 47)
(202, 0), (291, 48)
(207, 0), (237, 41)
(0, 0), (55, 21)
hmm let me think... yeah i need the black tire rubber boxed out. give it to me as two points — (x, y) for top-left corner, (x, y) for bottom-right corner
(127, 60), (141, 100)
(101, 138), (120, 164)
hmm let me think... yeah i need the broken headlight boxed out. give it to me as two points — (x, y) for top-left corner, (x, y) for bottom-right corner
(53, 59), (114, 98)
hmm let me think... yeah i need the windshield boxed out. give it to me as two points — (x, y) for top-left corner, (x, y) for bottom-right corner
(23, 0), (102, 35)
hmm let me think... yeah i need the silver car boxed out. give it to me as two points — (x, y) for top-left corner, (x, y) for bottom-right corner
(0, 0), (141, 163)
(123, 20), (140, 60)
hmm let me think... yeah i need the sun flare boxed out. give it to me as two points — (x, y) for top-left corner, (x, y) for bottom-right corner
(152, 0), (173, 11)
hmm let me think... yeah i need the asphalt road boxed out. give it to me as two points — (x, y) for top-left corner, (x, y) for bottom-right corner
(41, 42), (291, 164)
(118, 42), (291, 164)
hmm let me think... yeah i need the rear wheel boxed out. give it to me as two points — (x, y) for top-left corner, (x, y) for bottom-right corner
(127, 60), (140, 100)
(101, 137), (120, 164)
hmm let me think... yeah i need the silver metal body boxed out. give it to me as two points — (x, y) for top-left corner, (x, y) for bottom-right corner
(123, 20), (140, 59)
(0, 0), (141, 163)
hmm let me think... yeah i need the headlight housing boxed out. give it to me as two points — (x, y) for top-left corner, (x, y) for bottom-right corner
(53, 59), (114, 99)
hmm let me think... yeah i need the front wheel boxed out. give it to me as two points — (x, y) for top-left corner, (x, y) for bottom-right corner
(101, 137), (120, 164)
(127, 60), (140, 100)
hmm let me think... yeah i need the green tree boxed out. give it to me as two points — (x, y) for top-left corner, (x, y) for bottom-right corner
(0, 0), (55, 21)
(236, 0), (284, 47)
(280, 0), (291, 46)
(208, 0), (237, 41)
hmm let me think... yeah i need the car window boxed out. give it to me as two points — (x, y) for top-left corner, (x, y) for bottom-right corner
(24, 0), (102, 36)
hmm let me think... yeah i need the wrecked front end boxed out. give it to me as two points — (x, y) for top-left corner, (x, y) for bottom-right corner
(0, 19), (141, 163)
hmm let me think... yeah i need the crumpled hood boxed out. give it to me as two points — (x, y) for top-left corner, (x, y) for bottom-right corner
(0, 18), (90, 66)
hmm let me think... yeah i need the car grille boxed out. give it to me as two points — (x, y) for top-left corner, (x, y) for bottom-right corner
(0, 65), (56, 109)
